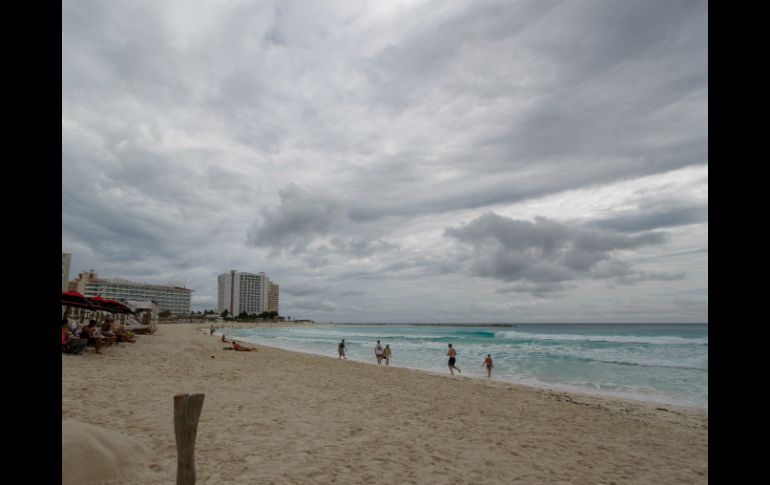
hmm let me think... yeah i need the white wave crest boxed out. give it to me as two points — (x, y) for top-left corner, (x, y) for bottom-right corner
(494, 331), (707, 346)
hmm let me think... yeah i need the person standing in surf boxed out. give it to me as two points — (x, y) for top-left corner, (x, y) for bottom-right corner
(383, 344), (392, 366)
(375, 340), (384, 364)
(338, 339), (347, 360)
(447, 343), (461, 375)
(481, 354), (494, 378)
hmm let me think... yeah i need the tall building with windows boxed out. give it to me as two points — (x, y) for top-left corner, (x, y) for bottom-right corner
(70, 271), (193, 315)
(268, 282), (280, 313)
(62, 253), (72, 291)
(217, 270), (278, 316)
(69, 269), (98, 293)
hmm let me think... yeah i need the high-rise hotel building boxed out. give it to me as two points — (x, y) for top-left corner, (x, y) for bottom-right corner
(218, 271), (279, 316)
(268, 282), (279, 313)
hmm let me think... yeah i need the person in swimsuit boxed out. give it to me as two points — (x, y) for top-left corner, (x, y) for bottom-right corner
(383, 344), (392, 366)
(338, 339), (347, 359)
(447, 343), (460, 375)
(375, 340), (384, 365)
(232, 341), (256, 351)
(481, 354), (494, 378)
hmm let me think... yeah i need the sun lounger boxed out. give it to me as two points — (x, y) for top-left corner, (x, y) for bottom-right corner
(62, 337), (87, 355)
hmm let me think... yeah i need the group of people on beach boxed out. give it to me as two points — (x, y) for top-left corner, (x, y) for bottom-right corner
(338, 338), (494, 377)
(208, 326), (495, 377)
(338, 338), (393, 366)
(61, 317), (136, 355)
(445, 344), (495, 377)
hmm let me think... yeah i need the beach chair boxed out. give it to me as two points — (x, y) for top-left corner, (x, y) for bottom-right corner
(62, 337), (87, 355)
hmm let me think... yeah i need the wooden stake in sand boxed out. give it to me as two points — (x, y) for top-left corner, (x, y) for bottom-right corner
(174, 393), (205, 485)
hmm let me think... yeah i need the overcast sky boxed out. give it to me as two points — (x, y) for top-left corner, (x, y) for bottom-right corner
(62, 0), (707, 323)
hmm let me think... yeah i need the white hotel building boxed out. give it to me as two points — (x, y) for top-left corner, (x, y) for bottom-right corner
(70, 270), (193, 315)
(218, 270), (278, 316)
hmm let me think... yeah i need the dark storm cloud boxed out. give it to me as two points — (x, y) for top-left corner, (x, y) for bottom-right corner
(445, 213), (670, 287)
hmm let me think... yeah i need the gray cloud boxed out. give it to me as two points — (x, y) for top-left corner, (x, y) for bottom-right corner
(591, 201), (708, 233)
(282, 283), (327, 297)
(445, 213), (669, 286)
(247, 184), (350, 253)
(62, 0), (707, 322)
(290, 298), (336, 312)
(496, 282), (571, 297)
(326, 237), (400, 258)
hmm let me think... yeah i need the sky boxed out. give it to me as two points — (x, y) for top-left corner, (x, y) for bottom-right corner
(62, 0), (708, 323)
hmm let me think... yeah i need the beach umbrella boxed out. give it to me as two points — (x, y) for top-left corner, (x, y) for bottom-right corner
(61, 291), (95, 309)
(88, 296), (133, 314)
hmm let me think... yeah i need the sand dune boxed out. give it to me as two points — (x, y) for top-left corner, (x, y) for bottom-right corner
(61, 323), (707, 484)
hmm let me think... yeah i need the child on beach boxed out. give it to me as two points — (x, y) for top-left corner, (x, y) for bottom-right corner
(338, 339), (347, 359)
(447, 343), (460, 375)
(481, 354), (493, 378)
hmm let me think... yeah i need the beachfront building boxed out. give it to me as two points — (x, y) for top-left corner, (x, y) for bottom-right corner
(69, 269), (98, 293)
(62, 253), (72, 291)
(217, 270), (278, 316)
(268, 282), (280, 313)
(70, 271), (193, 315)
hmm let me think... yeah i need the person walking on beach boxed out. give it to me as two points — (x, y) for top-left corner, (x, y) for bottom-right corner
(210, 324), (215, 335)
(375, 340), (384, 364)
(447, 343), (460, 375)
(383, 344), (392, 366)
(338, 339), (347, 360)
(481, 354), (494, 378)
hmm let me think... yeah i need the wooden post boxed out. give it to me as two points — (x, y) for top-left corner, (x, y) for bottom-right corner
(174, 393), (205, 485)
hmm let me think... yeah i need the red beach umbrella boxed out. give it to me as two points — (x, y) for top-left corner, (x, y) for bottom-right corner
(62, 291), (95, 309)
(88, 296), (133, 314)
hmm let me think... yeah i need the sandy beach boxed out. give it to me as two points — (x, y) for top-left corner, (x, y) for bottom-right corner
(62, 323), (708, 484)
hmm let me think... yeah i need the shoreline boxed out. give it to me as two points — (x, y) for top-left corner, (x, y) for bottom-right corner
(214, 323), (708, 414)
(63, 323), (708, 484)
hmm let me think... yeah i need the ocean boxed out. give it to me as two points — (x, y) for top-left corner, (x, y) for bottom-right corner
(228, 323), (708, 409)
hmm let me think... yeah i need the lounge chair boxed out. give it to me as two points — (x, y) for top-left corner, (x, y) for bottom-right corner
(62, 337), (87, 355)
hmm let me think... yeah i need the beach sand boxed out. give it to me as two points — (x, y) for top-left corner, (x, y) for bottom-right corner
(62, 323), (708, 484)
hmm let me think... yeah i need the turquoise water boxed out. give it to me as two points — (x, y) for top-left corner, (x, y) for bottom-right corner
(228, 323), (708, 409)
